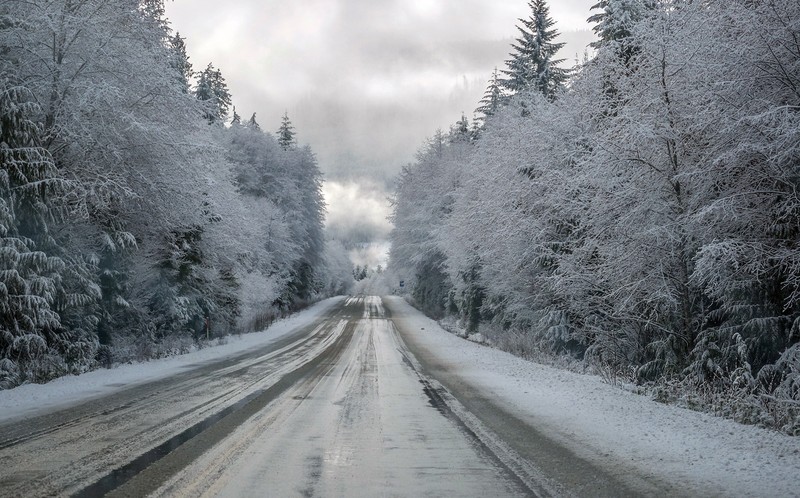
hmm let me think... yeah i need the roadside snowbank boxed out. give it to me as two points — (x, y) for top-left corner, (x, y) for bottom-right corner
(385, 296), (800, 497)
(0, 297), (344, 423)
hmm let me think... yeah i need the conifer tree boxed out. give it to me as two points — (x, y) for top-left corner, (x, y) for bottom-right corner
(247, 112), (260, 131)
(501, 0), (568, 100)
(588, 0), (649, 64)
(277, 112), (296, 150)
(169, 33), (193, 92)
(194, 63), (232, 124)
(450, 113), (471, 143)
(470, 113), (482, 141)
(230, 106), (241, 126)
(0, 77), (79, 385)
(475, 68), (504, 120)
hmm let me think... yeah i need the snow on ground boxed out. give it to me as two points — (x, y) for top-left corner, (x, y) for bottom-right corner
(0, 297), (344, 424)
(4, 294), (798, 496)
(385, 296), (800, 498)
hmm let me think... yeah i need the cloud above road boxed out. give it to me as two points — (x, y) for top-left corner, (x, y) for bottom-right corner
(165, 0), (597, 265)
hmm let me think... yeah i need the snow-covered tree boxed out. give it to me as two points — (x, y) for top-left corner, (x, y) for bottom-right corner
(317, 239), (353, 296)
(687, 0), (800, 386)
(226, 114), (326, 310)
(169, 32), (194, 92)
(475, 68), (504, 121)
(231, 107), (242, 126)
(194, 63), (232, 124)
(588, 0), (649, 49)
(277, 112), (296, 151)
(501, 0), (568, 99)
(0, 0), (334, 386)
(247, 112), (260, 131)
(0, 76), (98, 386)
(389, 0), (800, 429)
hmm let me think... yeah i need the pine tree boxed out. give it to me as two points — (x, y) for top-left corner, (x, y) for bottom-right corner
(231, 106), (241, 126)
(588, 0), (649, 63)
(277, 112), (296, 150)
(0, 77), (76, 386)
(500, 0), (568, 100)
(169, 32), (193, 92)
(475, 68), (504, 120)
(193, 63), (232, 124)
(470, 113), (483, 141)
(588, 0), (651, 118)
(247, 112), (260, 131)
(449, 113), (471, 143)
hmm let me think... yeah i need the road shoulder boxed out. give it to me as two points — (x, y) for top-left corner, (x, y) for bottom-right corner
(383, 295), (800, 497)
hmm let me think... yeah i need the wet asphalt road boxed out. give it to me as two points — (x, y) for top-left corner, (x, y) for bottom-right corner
(0, 296), (670, 497)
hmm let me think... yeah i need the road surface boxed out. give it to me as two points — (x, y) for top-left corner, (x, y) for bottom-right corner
(0, 296), (670, 497)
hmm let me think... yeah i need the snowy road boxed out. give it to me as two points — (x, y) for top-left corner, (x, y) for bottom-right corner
(2, 295), (798, 497)
(0, 297), (534, 497)
(150, 296), (530, 497)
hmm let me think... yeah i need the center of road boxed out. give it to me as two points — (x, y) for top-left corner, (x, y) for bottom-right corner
(2, 296), (658, 497)
(141, 296), (535, 497)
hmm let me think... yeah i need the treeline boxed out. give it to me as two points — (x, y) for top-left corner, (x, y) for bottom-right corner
(390, 0), (800, 432)
(0, 0), (353, 388)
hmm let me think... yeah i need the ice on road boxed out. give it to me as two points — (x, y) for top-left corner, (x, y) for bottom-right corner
(154, 296), (527, 497)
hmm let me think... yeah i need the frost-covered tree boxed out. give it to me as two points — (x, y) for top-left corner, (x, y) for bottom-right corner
(475, 68), (504, 121)
(450, 113), (471, 143)
(277, 112), (296, 150)
(389, 0), (800, 431)
(247, 112), (260, 131)
(588, 0), (649, 49)
(169, 32), (193, 92)
(687, 0), (800, 389)
(226, 114), (326, 310)
(317, 239), (353, 295)
(501, 0), (568, 99)
(389, 124), (472, 318)
(231, 107), (242, 126)
(0, 0), (335, 387)
(0, 76), (97, 386)
(194, 63), (232, 124)
(281, 145), (326, 304)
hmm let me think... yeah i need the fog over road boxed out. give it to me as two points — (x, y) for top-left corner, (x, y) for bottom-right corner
(1, 296), (671, 497)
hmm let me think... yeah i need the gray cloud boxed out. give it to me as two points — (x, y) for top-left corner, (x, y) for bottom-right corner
(166, 0), (597, 267)
(323, 180), (392, 243)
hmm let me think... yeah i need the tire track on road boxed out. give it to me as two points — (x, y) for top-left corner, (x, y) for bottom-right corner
(82, 310), (361, 497)
(0, 298), (358, 497)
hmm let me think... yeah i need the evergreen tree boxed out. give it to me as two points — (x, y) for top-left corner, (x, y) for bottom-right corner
(169, 32), (193, 92)
(475, 68), (504, 120)
(230, 106), (241, 126)
(470, 113), (483, 142)
(277, 112), (296, 150)
(194, 63), (232, 124)
(247, 112), (260, 131)
(588, 0), (649, 64)
(0, 77), (89, 386)
(450, 113), (470, 143)
(501, 0), (568, 100)
(284, 145), (326, 303)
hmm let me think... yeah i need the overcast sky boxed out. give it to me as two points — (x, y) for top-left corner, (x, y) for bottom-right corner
(165, 0), (596, 267)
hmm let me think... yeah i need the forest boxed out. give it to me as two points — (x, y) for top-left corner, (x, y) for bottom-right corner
(389, 0), (800, 433)
(0, 0), (353, 388)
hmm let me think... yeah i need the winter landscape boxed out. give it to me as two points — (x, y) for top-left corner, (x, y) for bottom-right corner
(1, 0), (799, 496)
